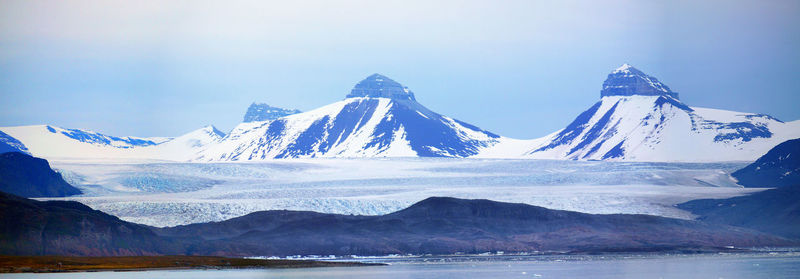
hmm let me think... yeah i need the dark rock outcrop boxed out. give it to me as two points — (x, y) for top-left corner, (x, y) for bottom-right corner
(600, 64), (679, 99)
(243, 103), (302, 122)
(345, 73), (416, 101)
(678, 185), (800, 240)
(678, 139), (800, 239)
(0, 152), (81, 197)
(0, 191), (178, 256)
(159, 197), (792, 256)
(2, 193), (793, 257)
(731, 138), (800, 188)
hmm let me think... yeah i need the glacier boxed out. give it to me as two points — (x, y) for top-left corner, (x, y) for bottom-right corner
(42, 158), (766, 227)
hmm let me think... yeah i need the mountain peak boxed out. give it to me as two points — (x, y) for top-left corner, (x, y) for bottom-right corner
(346, 73), (416, 101)
(601, 64), (679, 99)
(612, 63), (638, 74)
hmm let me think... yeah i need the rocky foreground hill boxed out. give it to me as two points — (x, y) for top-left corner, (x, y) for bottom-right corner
(1, 192), (794, 257)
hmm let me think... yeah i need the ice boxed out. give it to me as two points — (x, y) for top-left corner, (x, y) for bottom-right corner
(41, 158), (765, 227)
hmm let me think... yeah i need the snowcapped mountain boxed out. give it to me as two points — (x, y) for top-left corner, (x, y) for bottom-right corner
(144, 125), (226, 161)
(510, 64), (800, 162)
(3, 66), (797, 162)
(196, 74), (500, 160)
(0, 125), (167, 160)
(243, 103), (301, 122)
(0, 125), (224, 161)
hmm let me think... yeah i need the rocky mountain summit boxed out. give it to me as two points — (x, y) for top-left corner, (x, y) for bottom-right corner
(2, 65), (798, 162)
(601, 63), (679, 99)
(345, 73), (416, 101)
(243, 103), (301, 122)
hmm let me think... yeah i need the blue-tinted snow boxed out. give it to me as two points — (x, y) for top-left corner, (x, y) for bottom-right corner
(0, 130), (29, 154)
(48, 125), (158, 148)
(533, 101), (602, 153)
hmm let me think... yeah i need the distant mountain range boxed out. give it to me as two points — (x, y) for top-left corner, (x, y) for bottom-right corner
(2, 65), (798, 162)
(0, 125), (223, 161)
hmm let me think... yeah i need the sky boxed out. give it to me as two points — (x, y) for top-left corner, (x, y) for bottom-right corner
(1, 0), (799, 138)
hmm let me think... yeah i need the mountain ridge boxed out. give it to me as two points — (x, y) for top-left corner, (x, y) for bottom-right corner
(1, 190), (795, 257)
(1, 65), (798, 162)
(243, 103), (302, 123)
(156, 196), (795, 256)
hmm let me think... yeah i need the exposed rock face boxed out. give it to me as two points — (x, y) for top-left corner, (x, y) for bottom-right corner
(732, 138), (800, 188)
(601, 64), (679, 99)
(345, 73), (416, 101)
(157, 197), (793, 256)
(0, 152), (81, 197)
(0, 191), (178, 256)
(243, 103), (301, 122)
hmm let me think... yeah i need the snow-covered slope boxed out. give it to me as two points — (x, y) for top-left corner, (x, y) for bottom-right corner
(511, 64), (800, 162)
(0, 130), (30, 154)
(0, 125), (224, 161)
(0, 125), (166, 160)
(197, 74), (500, 160)
(143, 125), (226, 161)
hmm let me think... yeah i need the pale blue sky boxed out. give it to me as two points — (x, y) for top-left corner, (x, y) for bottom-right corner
(1, 0), (798, 138)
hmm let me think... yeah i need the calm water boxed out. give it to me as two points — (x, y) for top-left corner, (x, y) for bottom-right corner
(3, 253), (800, 279)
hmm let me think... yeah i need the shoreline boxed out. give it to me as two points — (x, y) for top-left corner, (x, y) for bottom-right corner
(0, 255), (385, 274)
